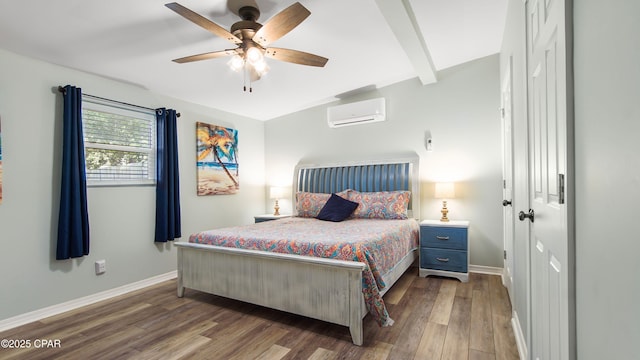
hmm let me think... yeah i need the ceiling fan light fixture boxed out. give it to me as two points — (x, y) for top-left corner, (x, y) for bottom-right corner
(228, 55), (245, 72)
(253, 59), (269, 75)
(245, 47), (264, 65)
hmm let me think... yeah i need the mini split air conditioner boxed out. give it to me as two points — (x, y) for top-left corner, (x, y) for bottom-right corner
(327, 97), (386, 128)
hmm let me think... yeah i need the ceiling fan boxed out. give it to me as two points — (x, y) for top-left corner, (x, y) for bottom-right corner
(165, 1), (328, 91)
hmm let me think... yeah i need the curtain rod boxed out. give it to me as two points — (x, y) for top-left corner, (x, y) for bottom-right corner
(57, 86), (181, 117)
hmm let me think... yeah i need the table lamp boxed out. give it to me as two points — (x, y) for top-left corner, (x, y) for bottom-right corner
(435, 182), (455, 222)
(269, 186), (284, 216)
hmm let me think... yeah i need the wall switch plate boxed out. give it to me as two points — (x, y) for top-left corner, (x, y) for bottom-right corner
(95, 260), (106, 275)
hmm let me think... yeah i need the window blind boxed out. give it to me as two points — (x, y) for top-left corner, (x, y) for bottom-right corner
(82, 97), (156, 185)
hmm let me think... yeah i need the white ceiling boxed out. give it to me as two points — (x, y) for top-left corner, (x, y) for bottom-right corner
(0, 0), (507, 120)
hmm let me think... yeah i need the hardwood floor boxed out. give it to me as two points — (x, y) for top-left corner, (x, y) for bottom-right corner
(0, 268), (519, 360)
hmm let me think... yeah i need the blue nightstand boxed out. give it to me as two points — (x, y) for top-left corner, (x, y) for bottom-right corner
(419, 220), (470, 282)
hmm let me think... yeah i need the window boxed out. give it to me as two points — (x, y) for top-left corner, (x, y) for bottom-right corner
(82, 97), (156, 186)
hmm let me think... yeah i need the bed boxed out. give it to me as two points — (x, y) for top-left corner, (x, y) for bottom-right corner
(175, 157), (420, 345)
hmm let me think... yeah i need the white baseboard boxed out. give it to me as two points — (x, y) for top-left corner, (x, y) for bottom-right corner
(511, 310), (528, 360)
(0, 271), (177, 332)
(469, 264), (503, 276)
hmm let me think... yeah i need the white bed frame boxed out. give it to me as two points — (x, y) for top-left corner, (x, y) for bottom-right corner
(175, 157), (420, 345)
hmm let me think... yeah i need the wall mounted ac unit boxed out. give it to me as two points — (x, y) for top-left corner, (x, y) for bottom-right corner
(327, 97), (386, 128)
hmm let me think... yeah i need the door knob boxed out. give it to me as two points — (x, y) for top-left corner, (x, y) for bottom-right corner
(518, 209), (535, 223)
(502, 200), (512, 207)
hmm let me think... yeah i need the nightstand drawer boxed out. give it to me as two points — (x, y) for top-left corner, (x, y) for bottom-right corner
(420, 248), (468, 273)
(420, 227), (467, 250)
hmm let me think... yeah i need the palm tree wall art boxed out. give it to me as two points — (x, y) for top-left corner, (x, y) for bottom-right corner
(196, 122), (239, 195)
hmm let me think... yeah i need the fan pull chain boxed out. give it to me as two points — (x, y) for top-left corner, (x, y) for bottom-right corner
(241, 64), (253, 92)
(243, 64), (247, 92)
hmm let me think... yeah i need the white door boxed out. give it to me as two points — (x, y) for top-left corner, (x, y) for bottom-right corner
(525, 0), (574, 359)
(501, 60), (515, 307)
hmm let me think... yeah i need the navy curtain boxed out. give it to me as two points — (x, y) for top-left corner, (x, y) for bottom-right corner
(57, 85), (90, 260)
(155, 108), (181, 242)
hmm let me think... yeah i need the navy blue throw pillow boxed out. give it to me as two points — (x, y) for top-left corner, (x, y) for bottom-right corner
(316, 193), (359, 222)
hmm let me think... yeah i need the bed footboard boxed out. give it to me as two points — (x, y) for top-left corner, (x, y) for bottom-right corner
(175, 242), (367, 345)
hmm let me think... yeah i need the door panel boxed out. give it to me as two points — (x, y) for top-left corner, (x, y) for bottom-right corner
(545, 41), (560, 204)
(549, 253), (562, 360)
(526, 0), (573, 359)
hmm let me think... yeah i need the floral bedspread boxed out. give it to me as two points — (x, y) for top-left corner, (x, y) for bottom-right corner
(189, 217), (419, 326)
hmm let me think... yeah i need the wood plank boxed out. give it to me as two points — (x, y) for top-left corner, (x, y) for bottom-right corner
(183, 317), (272, 360)
(310, 322), (351, 357)
(456, 277), (473, 299)
(276, 309), (350, 353)
(413, 322), (447, 359)
(441, 296), (472, 360)
(383, 268), (415, 305)
(471, 272), (490, 292)
(377, 274), (439, 345)
(470, 349), (497, 360)
(111, 320), (215, 360)
(278, 318), (330, 360)
(144, 335), (211, 360)
(308, 347), (336, 360)
(488, 274), (512, 318)
(228, 325), (289, 360)
(428, 279), (458, 325)
(412, 270), (441, 290)
(358, 341), (393, 360)
(492, 314), (520, 360)
(386, 283), (434, 360)
(470, 289), (495, 354)
(132, 301), (203, 330)
(127, 306), (221, 354)
(255, 344), (291, 360)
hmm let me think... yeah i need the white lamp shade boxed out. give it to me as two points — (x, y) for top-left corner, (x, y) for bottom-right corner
(435, 182), (455, 199)
(270, 186), (284, 199)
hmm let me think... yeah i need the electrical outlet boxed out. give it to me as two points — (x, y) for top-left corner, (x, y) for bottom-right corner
(95, 260), (106, 275)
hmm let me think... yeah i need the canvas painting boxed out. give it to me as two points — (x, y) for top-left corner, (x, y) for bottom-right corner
(196, 122), (239, 195)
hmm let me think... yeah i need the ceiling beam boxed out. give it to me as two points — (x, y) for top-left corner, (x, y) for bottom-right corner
(375, 0), (437, 85)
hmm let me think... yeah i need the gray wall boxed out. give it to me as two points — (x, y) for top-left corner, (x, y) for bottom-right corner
(574, 1), (640, 359)
(0, 48), (265, 321)
(265, 55), (504, 268)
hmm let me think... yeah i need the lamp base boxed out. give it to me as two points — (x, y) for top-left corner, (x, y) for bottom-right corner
(273, 199), (280, 216)
(440, 200), (450, 222)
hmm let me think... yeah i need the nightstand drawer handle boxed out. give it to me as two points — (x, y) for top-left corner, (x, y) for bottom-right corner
(436, 236), (450, 240)
(436, 257), (450, 262)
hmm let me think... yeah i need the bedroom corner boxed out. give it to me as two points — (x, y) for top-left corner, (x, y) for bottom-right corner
(0, 48), (266, 326)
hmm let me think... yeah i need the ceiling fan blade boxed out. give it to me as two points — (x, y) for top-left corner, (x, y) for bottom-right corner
(166, 2), (242, 45)
(252, 2), (310, 47)
(265, 47), (328, 67)
(173, 49), (238, 64)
